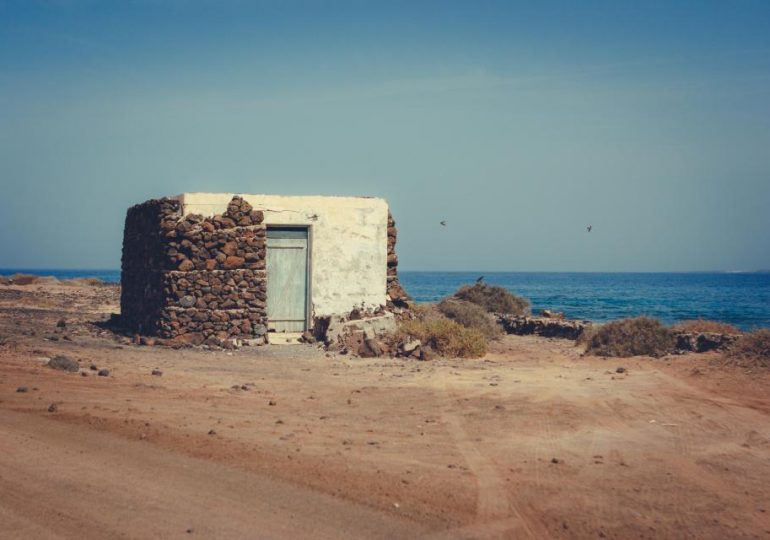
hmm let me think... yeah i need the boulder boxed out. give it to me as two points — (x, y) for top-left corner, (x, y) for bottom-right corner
(47, 355), (79, 372)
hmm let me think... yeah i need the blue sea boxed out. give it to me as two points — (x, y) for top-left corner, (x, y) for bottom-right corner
(2, 269), (769, 330)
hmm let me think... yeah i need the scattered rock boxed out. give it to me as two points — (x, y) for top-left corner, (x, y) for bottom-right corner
(207, 429), (216, 436)
(47, 355), (79, 372)
(359, 338), (385, 358)
(90, 364), (98, 371)
(97, 368), (110, 377)
(16, 386), (28, 393)
(268, 400), (276, 406)
(151, 369), (163, 376)
(47, 403), (58, 413)
(551, 458), (561, 464)
(616, 367), (626, 374)
(56, 319), (67, 328)
(81, 372), (88, 377)
(402, 339), (421, 354)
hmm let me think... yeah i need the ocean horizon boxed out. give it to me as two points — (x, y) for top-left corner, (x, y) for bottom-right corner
(2, 268), (769, 330)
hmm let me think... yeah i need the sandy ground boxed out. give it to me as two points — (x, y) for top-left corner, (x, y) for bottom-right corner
(1, 282), (769, 539)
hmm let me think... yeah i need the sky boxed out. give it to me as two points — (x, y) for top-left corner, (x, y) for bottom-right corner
(1, 1), (769, 272)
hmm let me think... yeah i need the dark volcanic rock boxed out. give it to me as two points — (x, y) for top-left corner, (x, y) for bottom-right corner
(498, 315), (589, 340)
(675, 332), (740, 353)
(97, 368), (110, 377)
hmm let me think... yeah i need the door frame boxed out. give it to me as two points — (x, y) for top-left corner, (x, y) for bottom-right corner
(265, 224), (312, 332)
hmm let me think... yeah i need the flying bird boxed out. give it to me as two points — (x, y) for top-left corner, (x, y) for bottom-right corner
(440, 220), (447, 227)
(476, 276), (484, 283)
(587, 225), (592, 233)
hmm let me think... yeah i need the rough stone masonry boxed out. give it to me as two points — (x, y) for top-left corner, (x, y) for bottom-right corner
(121, 194), (410, 342)
(120, 196), (268, 342)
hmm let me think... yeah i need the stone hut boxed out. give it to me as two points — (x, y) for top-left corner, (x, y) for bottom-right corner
(120, 193), (409, 343)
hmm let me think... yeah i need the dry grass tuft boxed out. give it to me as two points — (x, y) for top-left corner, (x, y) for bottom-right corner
(454, 283), (529, 316)
(723, 329), (770, 368)
(584, 317), (675, 358)
(395, 311), (488, 359)
(437, 298), (502, 340)
(673, 319), (741, 334)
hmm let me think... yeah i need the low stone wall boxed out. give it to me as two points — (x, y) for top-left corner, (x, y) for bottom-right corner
(121, 196), (268, 341)
(385, 211), (411, 307)
(497, 315), (590, 340)
(675, 332), (740, 353)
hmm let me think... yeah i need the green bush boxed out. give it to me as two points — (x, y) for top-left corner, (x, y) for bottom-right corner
(437, 298), (502, 340)
(585, 317), (675, 358)
(453, 283), (529, 316)
(396, 316), (488, 358)
(724, 329), (770, 367)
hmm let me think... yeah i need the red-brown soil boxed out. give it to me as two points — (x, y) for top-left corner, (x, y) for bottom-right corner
(1, 282), (769, 538)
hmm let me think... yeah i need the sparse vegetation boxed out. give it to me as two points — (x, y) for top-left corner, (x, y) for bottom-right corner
(673, 319), (741, 334)
(453, 283), (529, 316)
(437, 298), (502, 340)
(724, 329), (770, 368)
(584, 317), (675, 358)
(395, 313), (488, 358)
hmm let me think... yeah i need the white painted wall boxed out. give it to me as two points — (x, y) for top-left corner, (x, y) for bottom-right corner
(176, 193), (389, 317)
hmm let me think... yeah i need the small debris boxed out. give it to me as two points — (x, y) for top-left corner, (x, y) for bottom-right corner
(268, 400), (276, 406)
(151, 369), (163, 376)
(208, 429), (216, 436)
(47, 403), (58, 413)
(616, 367), (626, 374)
(275, 419), (284, 424)
(97, 368), (110, 377)
(551, 458), (560, 464)
(81, 371), (88, 377)
(16, 386), (28, 393)
(90, 364), (98, 371)
(56, 319), (67, 328)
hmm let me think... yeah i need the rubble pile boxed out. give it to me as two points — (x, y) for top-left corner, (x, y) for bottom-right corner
(121, 196), (268, 341)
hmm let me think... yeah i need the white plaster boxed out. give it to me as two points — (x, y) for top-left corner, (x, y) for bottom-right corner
(175, 193), (389, 317)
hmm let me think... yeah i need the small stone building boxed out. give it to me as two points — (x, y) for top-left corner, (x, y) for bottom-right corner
(120, 193), (409, 342)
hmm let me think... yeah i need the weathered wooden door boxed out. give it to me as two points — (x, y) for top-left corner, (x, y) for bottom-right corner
(266, 227), (309, 332)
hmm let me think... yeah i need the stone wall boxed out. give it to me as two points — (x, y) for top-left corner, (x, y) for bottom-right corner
(386, 211), (411, 307)
(121, 196), (268, 341)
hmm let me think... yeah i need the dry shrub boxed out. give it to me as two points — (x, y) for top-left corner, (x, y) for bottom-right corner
(396, 316), (487, 358)
(585, 317), (675, 358)
(454, 283), (529, 315)
(673, 319), (741, 334)
(724, 329), (770, 368)
(438, 298), (502, 340)
(575, 324), (598, 347)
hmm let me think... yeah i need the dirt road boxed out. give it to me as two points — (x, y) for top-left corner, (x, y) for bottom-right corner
(1, 282), (769, 538)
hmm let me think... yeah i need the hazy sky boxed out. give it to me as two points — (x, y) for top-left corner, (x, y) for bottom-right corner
(1, 1), (769, 272)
